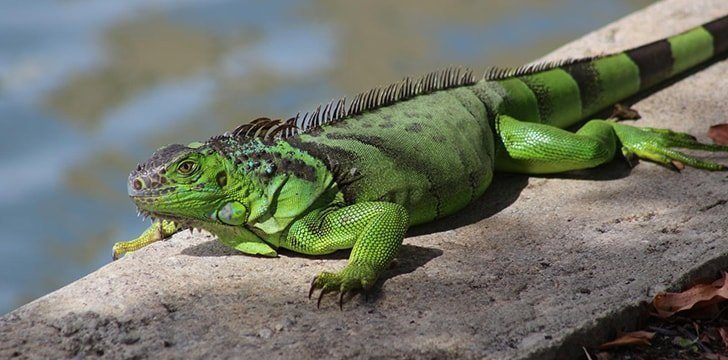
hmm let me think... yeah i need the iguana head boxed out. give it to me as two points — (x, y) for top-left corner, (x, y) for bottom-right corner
(127, 141), (252, 228)
(127, 136), (335, 234)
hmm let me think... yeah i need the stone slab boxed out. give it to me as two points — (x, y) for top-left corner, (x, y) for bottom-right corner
(2, 1), (728, 358)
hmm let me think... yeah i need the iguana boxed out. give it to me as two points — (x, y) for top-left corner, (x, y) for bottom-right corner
(113, 15), (728, 308)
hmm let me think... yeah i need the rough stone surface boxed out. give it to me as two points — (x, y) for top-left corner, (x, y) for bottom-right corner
(2, 1), (727, 358)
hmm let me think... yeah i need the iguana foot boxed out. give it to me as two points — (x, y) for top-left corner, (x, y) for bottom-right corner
(112, 220), (180, 260)
(308, 263), (378, 310)
(613, 124), (728, 171)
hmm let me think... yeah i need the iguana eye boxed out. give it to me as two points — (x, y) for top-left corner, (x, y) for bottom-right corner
(177, 160), (196, 175)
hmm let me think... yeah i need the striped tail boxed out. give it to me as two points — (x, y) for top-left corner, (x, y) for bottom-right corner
(486, 14), (728, 129)
(563, 14), (728, 122)
(623, 14), (728, 90)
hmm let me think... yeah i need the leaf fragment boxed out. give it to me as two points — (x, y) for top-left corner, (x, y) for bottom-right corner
(708, 124), (728, 145)
(718, 327), (728, 350)
(653, 273), (728, 318)
(598, 331), (655, 350)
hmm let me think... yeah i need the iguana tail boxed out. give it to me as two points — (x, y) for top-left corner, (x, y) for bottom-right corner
(584, 14), (728, 112)
(483, 15), (728, 129)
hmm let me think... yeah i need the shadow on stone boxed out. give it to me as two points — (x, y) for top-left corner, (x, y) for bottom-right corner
(409, 173), (529, 236)
(180, 239), (239, 257)
(410, 157), (641, 237)
(182, 240), (355, 260)
(539, 158), (634, 181)
(179, 241), (442, 309)
(357, 244), (444, 305)
(386, 244), (444, 279)
(279, 247), (350, 260)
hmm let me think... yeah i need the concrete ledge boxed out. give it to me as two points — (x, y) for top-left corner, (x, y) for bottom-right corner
(2, 0), (728, 358)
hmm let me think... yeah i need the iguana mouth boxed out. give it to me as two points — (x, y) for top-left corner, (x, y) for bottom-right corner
(133, 208), (194, 229)
(128, 186), (178, 198)
(134, 207), (236, 231)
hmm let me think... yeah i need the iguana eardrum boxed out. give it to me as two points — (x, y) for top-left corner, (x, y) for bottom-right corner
(113, 16), (728, 308)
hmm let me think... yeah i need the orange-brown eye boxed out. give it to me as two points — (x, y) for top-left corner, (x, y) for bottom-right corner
(177, 160), (196, 175)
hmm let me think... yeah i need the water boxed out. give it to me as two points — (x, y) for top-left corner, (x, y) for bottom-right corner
(0, 0), (655, 314)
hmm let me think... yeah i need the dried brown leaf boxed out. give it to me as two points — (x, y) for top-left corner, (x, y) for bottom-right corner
(611, 103), (641, 120)
(705, 354), (728, 360)
(708, 124), (728, 145)
(598, 331), (655, 350)
(653, 273), (728, 318)
(718, 327), (728, 350)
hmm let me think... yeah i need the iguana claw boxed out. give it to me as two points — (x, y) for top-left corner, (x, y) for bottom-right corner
(308, 276), (318, 299)
(309, 275), (355, 310)
(317, 289), (327, 309)
(308, 263), (377, 309)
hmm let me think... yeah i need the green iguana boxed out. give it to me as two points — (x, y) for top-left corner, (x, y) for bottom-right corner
(113, 15), (728, 308)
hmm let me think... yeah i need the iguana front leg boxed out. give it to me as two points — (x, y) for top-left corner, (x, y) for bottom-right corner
(112, 220), (180, 260)
(283, 201), (409, 309)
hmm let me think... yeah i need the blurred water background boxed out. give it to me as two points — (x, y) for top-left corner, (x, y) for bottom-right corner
(0, 0), (655, 314)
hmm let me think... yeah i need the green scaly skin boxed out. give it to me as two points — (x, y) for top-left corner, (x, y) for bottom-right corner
(113, 15), (728, 308)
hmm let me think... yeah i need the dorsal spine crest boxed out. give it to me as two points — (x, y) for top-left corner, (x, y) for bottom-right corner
(230, 66), (476, 141)
(228, 54), (609, 143)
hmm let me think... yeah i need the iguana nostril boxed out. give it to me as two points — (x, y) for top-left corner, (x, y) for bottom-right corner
(132, 178), (143, 190)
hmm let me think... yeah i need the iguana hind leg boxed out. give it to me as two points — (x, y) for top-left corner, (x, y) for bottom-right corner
(283, 201), (409, 309)
(112, 220), (180, 260)
(495, 114), (727, 174)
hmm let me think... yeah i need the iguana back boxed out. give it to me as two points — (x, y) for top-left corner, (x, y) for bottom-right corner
(289, 84), (495, 226)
